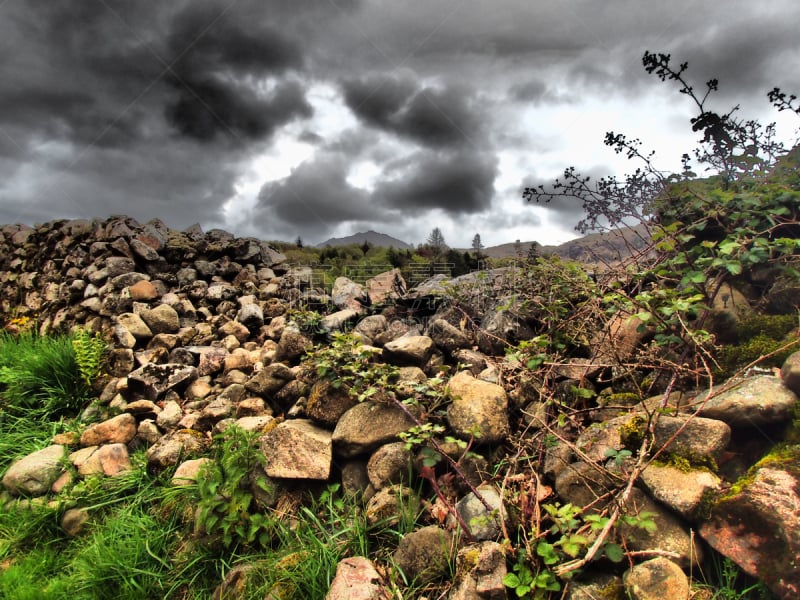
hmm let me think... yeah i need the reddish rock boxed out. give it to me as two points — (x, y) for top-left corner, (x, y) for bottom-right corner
(128, 279), (158, 301)
(700, 465), (800, 600)
(80, 413), (137, 447)
(326, 556), (389, 600)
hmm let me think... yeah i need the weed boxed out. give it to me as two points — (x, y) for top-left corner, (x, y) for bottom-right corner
(195, 425), (274, 550)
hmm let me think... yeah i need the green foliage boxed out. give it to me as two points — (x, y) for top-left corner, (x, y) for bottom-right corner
(503, 549), (561, 598)
(195, 425), (274, 550)
(71, 328), (107, 387)
(503, 501), (652, 598)
(527, 50), (800, 384)
(0, 330), (95, 419)
(306, 332), (401, 402)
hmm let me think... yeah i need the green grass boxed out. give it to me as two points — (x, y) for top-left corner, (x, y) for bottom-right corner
(0, 330), (94, 419)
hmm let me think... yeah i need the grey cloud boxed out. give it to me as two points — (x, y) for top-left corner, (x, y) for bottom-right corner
(255, 153), (391, 240)
(165, 77), (312, 142)
(375, 150), (498, 214)
(341, 74), (483, 148)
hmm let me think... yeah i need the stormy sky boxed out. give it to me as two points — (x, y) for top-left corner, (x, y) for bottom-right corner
(1, 1), (799, 248)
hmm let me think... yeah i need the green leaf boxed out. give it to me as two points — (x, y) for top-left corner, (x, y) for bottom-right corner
(725, 261), (743, 275)
(536, 542), (560, 565)
(603, 542), (625, 563)
(503, 573), (521, 587)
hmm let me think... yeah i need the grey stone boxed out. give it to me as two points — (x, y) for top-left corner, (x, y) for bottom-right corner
(382, 335), (435, 366)
(245, 362), (294, 396)
(640, 463), (721, 522)
(653, 415), (730, 461)
(332, 401), (417, 458)
(782, 350), (800, 395)
(455, 485), (506, 541)
(147, 429), (212, 472)
(2, 444), (66, 496)
(428, 319), (471, 354)
(367, 442), (411, 490)
(140, 303), (180, 335)
(694, 375), (799, 427)
(306, 379), (358, 428)
(393, 525), (455, 585)
(446, 371), (509, 444)
(261, 419), (332, 480)
(623, 557), (689, 600)
(448, 541), (508, 600)
(619, 488), (703, 568)
(127, 362), (198, 400)
(116, 312), (153, 340)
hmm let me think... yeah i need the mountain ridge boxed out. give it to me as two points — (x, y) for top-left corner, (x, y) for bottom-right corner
(316, 230), (413, 249)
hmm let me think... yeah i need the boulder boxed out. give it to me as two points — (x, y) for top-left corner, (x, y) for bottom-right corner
(693, 375), (799, 427)
(365, 484), (420, 526)
(782, 350), (800, 395)
(245, 362), (294, 397)
(652, 414), (731, 462)
(392, 525), (455, 585)
(2, 444), (66, 496)
(446, 371), (509, 444)
(454, 485), (506, 541)
(326, 556), (389, 600)
(365, 269), (405, 305)
(448, 541), (508, 600)
(127, 363), (198, 400)
(140, 303), (180, 334)
(382, 335), (435, 367)
(172, 458), (213, 486)
(640, 463), (721, 522)
(80, 413), (137, 447)
(74, 443), (132, 477)
(332, 401), (417, 458)
(332, 277), (368, 310)
(366, 442), (411, 490)
(619, 488), (703, 568)
(261, 419), (332, 480)
(147, 429), (212, 472)
(623, 557), (689, 600)
(116, 312), (153, 340)
(306, 379), (358, 428)
(700, 460), (800, 600)
(427, 318), (471, 354)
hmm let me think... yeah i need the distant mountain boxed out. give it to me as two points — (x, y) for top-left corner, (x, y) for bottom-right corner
(316, 230), (413, 249)
(481, 224), (652, 265)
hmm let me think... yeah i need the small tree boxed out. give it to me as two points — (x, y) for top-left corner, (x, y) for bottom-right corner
(471, 233), (484, 254)
(426, 227), (448, 258)
(295, 236), (304, 249)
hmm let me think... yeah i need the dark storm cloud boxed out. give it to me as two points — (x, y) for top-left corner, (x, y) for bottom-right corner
(255, 153), (392, 240)
(165, 77), (312, 142)
(341, 74), (483, 148)
(2, 0), (800, 246)
(162, 2), (312, 141)
(374, 150), (498, 215)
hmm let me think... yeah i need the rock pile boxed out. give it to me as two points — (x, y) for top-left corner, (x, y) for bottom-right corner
(1, 216), (799, 599)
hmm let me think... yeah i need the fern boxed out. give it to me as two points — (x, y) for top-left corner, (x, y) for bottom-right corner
(71, 328), (107, 386)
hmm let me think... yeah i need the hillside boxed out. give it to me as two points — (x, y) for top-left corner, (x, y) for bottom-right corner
(480, 224), (652, 264)
(316, 230), (413, 249)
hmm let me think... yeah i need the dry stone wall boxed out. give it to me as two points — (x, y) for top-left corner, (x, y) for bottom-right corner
(1, 216), (800, 599)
